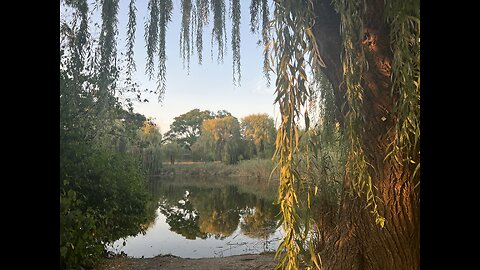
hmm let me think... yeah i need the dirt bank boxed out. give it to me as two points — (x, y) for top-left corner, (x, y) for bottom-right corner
(95, 253), (279, 270)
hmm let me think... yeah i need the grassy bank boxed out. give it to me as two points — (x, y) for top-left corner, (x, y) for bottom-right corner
(154, 159), (279, 201)
(158, 159), (279, 181)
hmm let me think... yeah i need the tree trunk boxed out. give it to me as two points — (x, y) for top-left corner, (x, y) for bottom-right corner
(311, 1), (420, 269)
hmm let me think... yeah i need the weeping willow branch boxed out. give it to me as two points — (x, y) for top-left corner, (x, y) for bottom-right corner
(249, 0), (261, 33)
(261, 0), (271, 86)
(143, 0), (173, 101)
(195, 0), (209, 64)
(125, 0), (137, 78)
(331, 0), (388, 227)
(97, 0), (120, 103)
(98, 0), (119, 77)
(75, 0), (89, 64)
(157, 0), (173, 100)
(385, 0), (420, 183)
(145, 0), (159, 80)
(330, 0), (420, 227)
(210, 0), (226, 63)
(180, 0), (193, 72)
(271, 1), (323, 269)
(316, 72), (337, 143)
(230, 0), (241, 85)
(250, 0), (271, 86)
(62, 0), (90, 75)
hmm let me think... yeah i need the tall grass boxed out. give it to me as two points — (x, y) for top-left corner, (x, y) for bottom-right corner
(234, 159), (279, 181)
(158, 159), (279, 181)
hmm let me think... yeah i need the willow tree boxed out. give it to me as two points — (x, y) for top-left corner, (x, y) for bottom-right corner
(241, 113), (276, 158)
(61, 0), (419, 269)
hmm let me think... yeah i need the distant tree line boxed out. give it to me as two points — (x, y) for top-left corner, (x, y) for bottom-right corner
(162, 109), (276, 164)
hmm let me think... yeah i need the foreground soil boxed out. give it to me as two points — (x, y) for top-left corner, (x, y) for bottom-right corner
(96, 253), (278, 270)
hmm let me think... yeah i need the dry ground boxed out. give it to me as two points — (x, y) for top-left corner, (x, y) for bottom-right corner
(95, 253), (278, 270)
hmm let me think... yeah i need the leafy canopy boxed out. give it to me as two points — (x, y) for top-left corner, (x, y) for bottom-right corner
(163, 109), (214, 150)
(241, 113), (276, 158)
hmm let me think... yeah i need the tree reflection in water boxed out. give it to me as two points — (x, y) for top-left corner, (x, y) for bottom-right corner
(155, 180), (280, 241)
(159, 191), (207, 240)
(240, 199), (279, 239)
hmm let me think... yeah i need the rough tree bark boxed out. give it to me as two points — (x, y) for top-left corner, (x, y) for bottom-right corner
(311, 1), (420, 269)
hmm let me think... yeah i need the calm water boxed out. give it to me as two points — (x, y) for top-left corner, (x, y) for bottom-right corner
(107, 176), (283, 258)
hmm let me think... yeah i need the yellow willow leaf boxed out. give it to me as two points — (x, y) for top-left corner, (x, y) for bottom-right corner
(376, 217), (386, 228)
(307, 191), (311, 208)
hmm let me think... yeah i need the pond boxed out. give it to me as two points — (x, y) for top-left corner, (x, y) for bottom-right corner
(107, 176), (283, 258)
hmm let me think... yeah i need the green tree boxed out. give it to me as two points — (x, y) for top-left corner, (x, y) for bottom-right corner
(114, 109), (147, 153)
(136, 119), (163, 174)
(61, 0), (420, 268)
(138, 118), (162, 146)
(199, 116), (242, 164)
(241, 113), (276, 159)
(191, 134), (215, 162)
(163, 109), (214, 151)
(162, 141), (182, 164)
(215, 109), (232, 118)
(60, 3), (154, 268)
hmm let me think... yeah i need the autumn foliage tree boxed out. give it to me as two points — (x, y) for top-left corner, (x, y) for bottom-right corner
(136, 118), (163, 174)
(241, 113), (276, 159)
(196, 115), (242, 164)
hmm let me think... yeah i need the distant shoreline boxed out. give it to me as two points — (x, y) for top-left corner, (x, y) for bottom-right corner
(154, 159), (279, 180)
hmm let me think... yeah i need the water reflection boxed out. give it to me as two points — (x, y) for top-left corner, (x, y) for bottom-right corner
(109, 177), (282, 258)
(157, 180), (280, 240)
(159, 191), (207, 240)
(241, 200), (278, 239)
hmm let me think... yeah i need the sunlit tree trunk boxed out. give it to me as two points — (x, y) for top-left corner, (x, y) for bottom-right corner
(312, 1), (420, 269)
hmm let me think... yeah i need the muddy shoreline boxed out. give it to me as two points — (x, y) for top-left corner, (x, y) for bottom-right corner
(95, 253), (279, 270)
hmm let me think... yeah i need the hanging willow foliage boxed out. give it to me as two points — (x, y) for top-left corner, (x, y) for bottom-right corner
(210, 0), (227, 63)
(125, 0), (137, 78)
(250, 0), (271, 85)
(144, 0), (173, 100)
(145, 0), (160, 80)
(331, 0), (386, 226)
(98, 0), (120, 90)
(331, 0), (420, 227)
(61, 0), (90, 76)
(230, 0), (241, 85)
(180, 0), (192, 72)
(385, 0), (421, 182)
(157, 0), (173, 100)
(195, 0), (210, 64)
(249, 0), (261, 33)
(269, 1), (325, 268)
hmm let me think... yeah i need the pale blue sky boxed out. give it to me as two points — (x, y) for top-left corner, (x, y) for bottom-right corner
(112, 0), (278, 133)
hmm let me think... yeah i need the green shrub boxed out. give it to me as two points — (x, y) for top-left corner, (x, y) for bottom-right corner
(60, 190), (103, 269)
(60, 144), (154, 269)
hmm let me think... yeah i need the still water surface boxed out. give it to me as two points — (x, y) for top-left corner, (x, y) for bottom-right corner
(108, 176), (283, 258)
